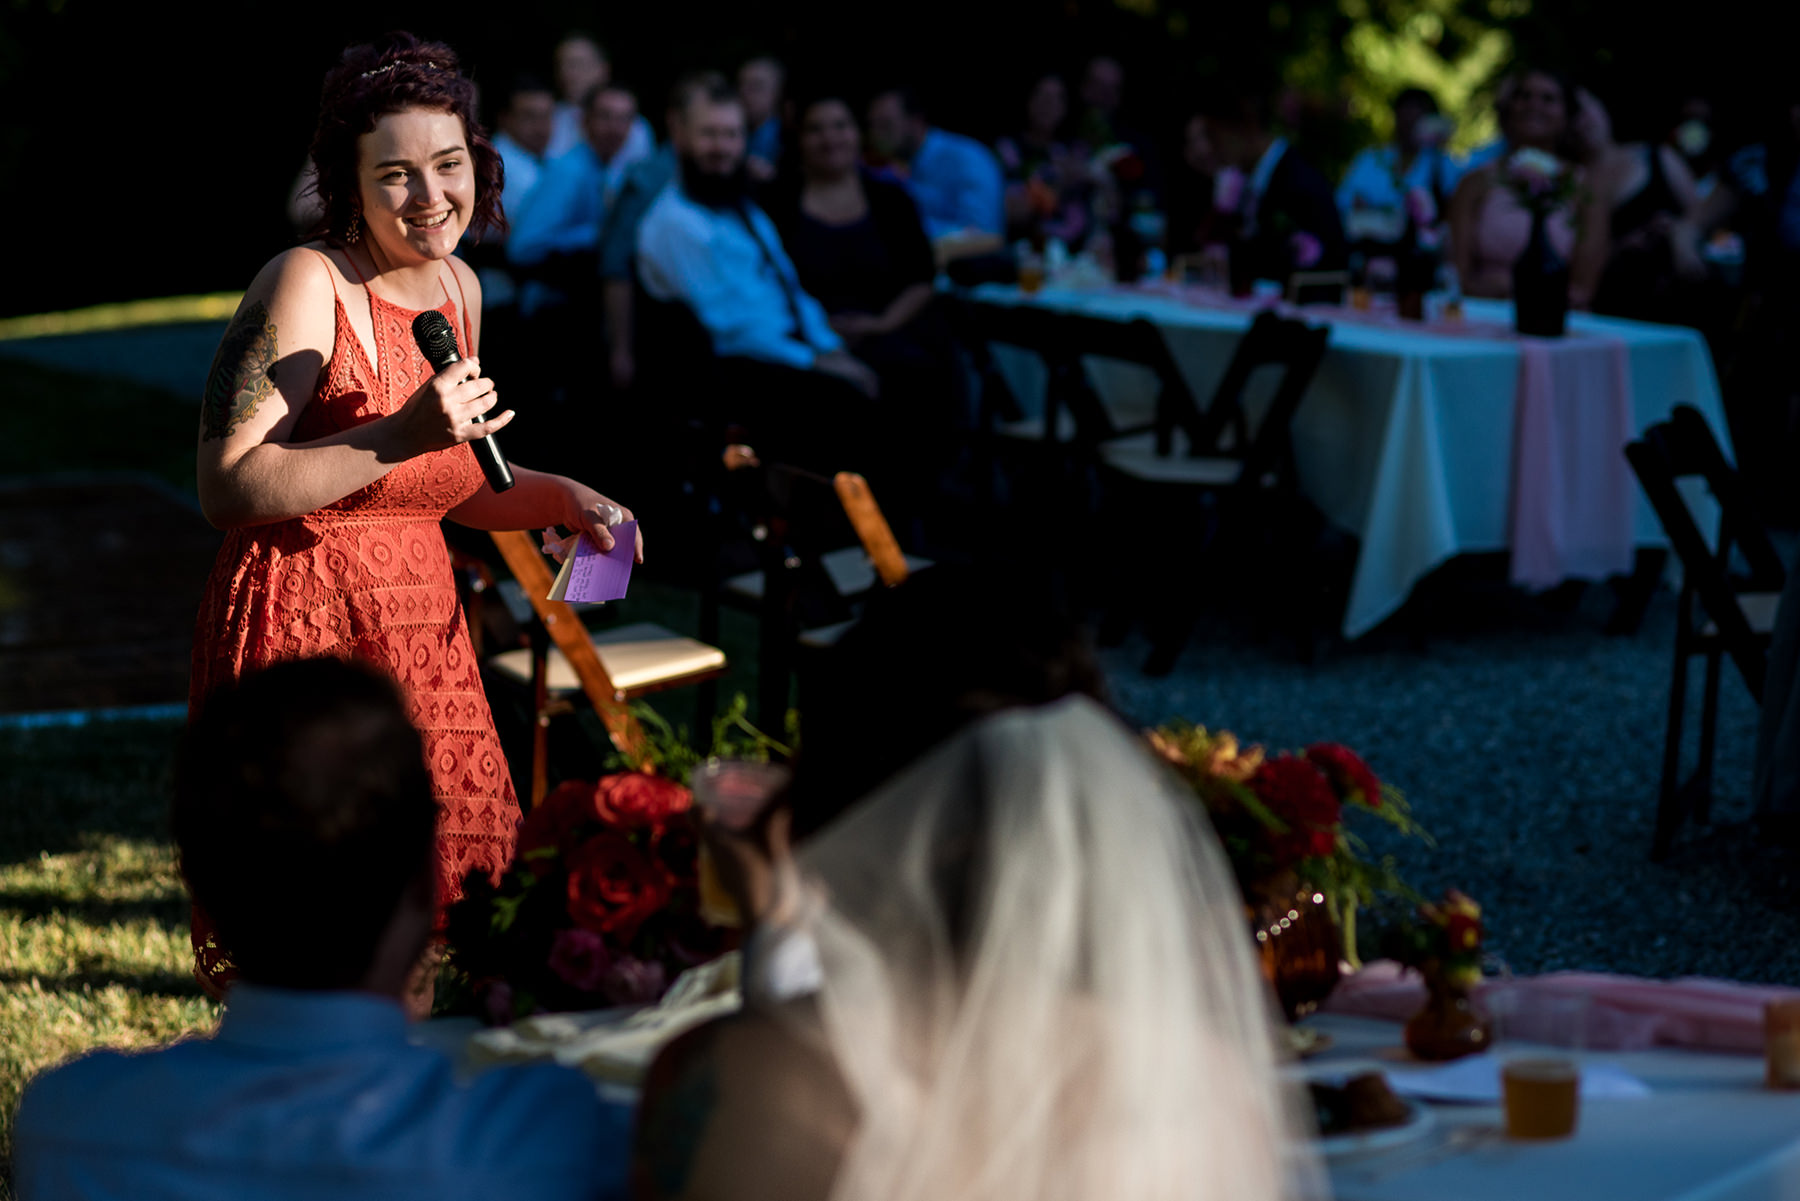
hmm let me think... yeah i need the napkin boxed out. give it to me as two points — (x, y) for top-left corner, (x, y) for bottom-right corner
(1383, 1054), (1651, 1103)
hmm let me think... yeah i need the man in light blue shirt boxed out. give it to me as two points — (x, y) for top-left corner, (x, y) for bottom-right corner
(867, 87), (1004, 240)
(511, 84), (650, 273)
(637, 83), (874, 389)
(635, 78), (883, 476)
(14, 659), (629, 1201)
(1337, 88), (1463, 243)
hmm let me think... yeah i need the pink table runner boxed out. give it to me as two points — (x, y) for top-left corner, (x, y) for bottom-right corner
(1323, 959), (1800, 1053)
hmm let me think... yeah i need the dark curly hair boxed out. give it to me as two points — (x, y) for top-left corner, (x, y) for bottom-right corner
(307, 31), (506, 245)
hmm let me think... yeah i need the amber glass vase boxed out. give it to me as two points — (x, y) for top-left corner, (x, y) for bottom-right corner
(1249, 878), (1342, 1021)
(1404, 973), (1492, 1061)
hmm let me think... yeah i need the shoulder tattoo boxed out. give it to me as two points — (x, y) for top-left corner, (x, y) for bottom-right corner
(201, 300), (279, 441)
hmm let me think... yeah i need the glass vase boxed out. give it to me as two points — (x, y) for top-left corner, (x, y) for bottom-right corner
(1250, 880), (1342, 1021)
(1404, 973), (1493, 1061)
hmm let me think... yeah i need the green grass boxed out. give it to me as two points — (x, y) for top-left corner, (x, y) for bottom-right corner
(0, 718), (219, 1196)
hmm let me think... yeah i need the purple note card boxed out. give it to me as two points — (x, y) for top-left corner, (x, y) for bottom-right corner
(559, 521), (636, 603)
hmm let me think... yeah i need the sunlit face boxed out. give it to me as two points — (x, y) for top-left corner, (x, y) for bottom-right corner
(1504, 72), (1568, 152)
(1027, 76), (1067, 136)
(555, 37), (608, 105)
(680, 97), (746, 176)
(586, 88), (638, 161)
(799, 99), (860, 178)
(356, 107), (473, 265)
(739, 60), (782, 126)
(502, 89), (555, 157)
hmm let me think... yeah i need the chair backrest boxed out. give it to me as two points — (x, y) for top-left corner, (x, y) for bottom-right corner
(487, 529), (648, 762)
(1054, 313), (1201, 451)
(1627, 404), (1783, 699)
(1195, 310), (1331, 485)
(954, 297), (1070, 428)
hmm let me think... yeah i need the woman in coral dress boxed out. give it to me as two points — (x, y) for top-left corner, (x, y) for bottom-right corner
(189, 32), (640, 998)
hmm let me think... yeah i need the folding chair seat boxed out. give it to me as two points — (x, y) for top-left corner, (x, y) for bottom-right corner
(477, 529), (726, 807)
(1626, 403), (1786, 860)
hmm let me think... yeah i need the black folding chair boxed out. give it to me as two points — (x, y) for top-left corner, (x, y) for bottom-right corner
(1626, 404), (1786, 860)
(1097, 310), (1334, 674)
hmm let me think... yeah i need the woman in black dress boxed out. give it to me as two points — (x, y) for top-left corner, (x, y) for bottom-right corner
(768, 92), (957, 498)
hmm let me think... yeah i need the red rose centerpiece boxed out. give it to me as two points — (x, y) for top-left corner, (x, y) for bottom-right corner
(444, 771), (729, 1023)
(1148, 724), (1426, 972)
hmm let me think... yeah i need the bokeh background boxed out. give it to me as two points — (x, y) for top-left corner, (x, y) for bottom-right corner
(6, 0), (1799, 316)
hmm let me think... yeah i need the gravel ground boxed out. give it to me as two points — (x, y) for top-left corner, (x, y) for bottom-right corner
(1096, 568), (1799, 985)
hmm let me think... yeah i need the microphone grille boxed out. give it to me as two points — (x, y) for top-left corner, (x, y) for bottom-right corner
(411, 310), (460, 368)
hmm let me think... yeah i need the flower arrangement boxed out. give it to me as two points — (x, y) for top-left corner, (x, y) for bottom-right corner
(1147, 723), (1426, 964)
(1502, 147), (1579, 216)
(1382, 889), (1486, 990)
(442, 696), (789, 1023)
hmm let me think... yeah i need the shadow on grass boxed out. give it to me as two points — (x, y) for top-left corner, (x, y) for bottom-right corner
(0, 889), (188, 926)
(0, 968), (204, 1000)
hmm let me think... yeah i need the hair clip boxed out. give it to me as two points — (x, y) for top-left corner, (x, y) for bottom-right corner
(359, 59), (448, 79)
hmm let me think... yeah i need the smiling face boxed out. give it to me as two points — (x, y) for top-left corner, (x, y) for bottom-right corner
(799, 98), (860, 179)
(356, 107), (473, 266)
(1503, 72), (1569, 153)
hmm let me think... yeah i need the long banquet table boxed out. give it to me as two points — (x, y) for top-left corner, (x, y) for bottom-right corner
(972, 284), (1731, 638)
(1307, 1011), (1800, 1201)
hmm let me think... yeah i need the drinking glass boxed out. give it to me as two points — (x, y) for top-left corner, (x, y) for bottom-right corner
(691, 759), (793, 928)
(1484, 987), (1588, 1139)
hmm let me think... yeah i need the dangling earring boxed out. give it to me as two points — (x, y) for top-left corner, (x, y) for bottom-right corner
(344, 207), (362, 245)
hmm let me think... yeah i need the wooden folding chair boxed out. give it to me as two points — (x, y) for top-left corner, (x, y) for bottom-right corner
(479, 530), (727, 807)
(703, 470), (925, 728)
(1096, 310), (1333, 673)
(1626, 404), (1786, 860)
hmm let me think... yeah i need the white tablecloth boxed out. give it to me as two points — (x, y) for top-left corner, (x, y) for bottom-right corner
(976, 286), (1730, 637)
(1309, 1013), (1800, 1201)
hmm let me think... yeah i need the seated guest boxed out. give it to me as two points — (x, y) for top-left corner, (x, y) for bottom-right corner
(13, 658), (628, 1201)
(768, 92), (957, 493)
(1337, 87), (1461, 247)
(509, 83), (648, 282)
(547, 31), (653, 162)
(994, 73), (1093, 247)
(1190, 84), (1348, 282)
(600, 71), (722, 393)
(866, 85), (1005, 245)
(492, 74), (558, 230)
(738, 55), (786, 182)
(1448, 67), (1608, 307)
(1573, 87), (1703, 321)
(632, 570), (1314, 1201)
(767, 93), (940, 373)
(637, 77), (883, 472)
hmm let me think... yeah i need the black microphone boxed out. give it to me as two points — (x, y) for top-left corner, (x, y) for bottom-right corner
(411, 310), (514, 493)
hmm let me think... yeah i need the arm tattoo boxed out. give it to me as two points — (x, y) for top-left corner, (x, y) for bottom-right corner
(201, 300), (279, 441)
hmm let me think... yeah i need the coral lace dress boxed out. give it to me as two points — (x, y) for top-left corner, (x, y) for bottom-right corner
(189, 254), (520, 989)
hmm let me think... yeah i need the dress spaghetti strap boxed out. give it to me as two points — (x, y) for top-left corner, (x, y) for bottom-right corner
(445, 265), (472, 353)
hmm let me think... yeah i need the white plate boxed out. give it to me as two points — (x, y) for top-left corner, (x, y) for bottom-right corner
(1317, 1095), (1436, 1160)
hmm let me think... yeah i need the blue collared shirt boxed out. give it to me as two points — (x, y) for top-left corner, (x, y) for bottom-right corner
(905, 127), (1005, 239)
(13, 986), (630, 1201)
(509, 141), (650, 268)
(493, 132), (548, 233)
(636, 182), (843, 369)
(1336, 144), (1464, 221)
